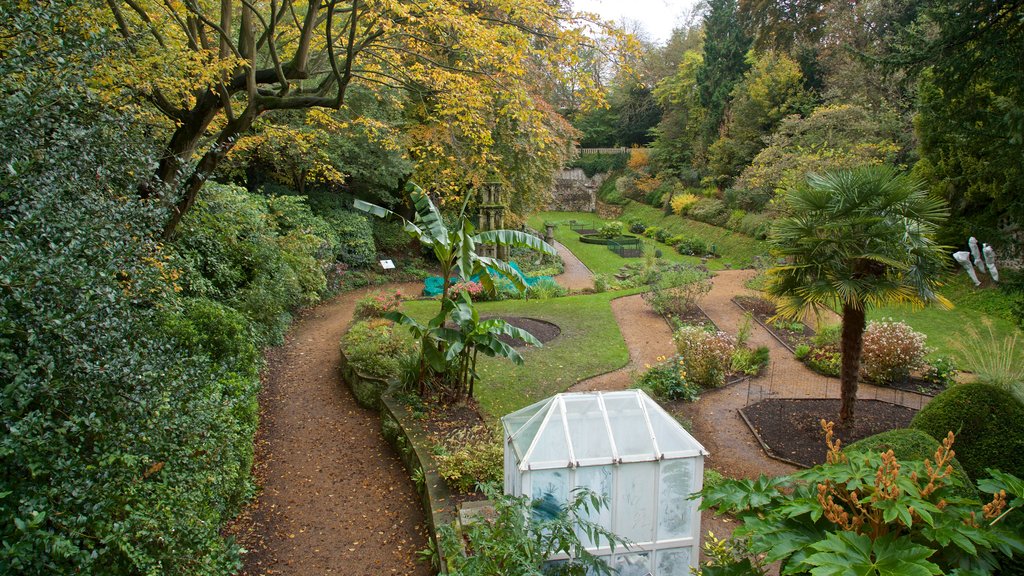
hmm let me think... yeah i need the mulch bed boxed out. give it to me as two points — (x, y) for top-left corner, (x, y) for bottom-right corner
(877, 375), (947, 397)
(741, 398), (917, 468)
(733, 296), (815, 352)
(481, 316), (560, 347)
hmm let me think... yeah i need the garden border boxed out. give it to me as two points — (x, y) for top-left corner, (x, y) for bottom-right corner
(730, 296), (808, 356)
(379, 394), (456, 574)
(338, 347), (394, 410)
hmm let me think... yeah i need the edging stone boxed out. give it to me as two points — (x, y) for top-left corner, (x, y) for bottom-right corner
(380, 394), (456, 574)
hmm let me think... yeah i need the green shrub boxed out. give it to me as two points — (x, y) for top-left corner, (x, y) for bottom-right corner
(688, 198), (729, 226)
(341, 319), (413, 380)
(730, 346), (770, 376)
(597, 221), (624, 238)
(525, 278), (567, 299)
(432, 425), (503, 493)
(305, 191), (377, 266)
(568, 152), (628, 177)
(162, 298), (260, 378)
(911, 382), (1024, 480)
(1, 72), (256, 571)
(353, 289), (404, 320)
(794, 343), (811, 359)
(845, 428), (976, 499)
(676, 237), (711, 256)
(634, 355), (701, 401)
(627, 219), (647, 234)
(737, 212), (772, 239)
(924, 355), (959, 388)
(371, 218), (410, 253)
(597, 173), (628, 205)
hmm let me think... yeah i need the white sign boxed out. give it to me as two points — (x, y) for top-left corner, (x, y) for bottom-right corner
(379, 259), (395, 270)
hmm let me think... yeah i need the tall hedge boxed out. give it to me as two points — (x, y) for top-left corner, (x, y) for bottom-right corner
(910, 383), (1024, 481)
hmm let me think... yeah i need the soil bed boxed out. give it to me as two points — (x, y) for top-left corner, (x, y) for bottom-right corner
(733, 295), (814, 351)
(414, 398), (492, 507)
(875, 375), (947, 397)
(741, 398), (917, 468)
(480, 316), (560, 347)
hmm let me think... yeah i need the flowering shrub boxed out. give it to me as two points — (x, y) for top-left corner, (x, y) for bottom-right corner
(341, 318), (413, 379)
(448, 280), (484, 301)
(805, 344), (841, 376)
(635, 355), (701, 401)
(861, 319), (927, 383)
(671, 193), (699, 215)
(597, 221), (624, 238)
(353, 289), (403, 319)
(432, 425), (503, 493)
(674, 326), (736, 388)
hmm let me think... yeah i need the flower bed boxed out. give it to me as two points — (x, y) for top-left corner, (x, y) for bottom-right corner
(578, 233), (638, 245)
(733, 295), (814, 352)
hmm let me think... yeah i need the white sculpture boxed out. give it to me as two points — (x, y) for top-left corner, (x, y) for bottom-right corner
(953, 251), (981, 286)
(983, 243), (999, 282)
(969, 237), (987, 272)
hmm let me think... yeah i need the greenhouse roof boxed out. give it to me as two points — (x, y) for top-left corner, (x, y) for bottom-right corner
(501, 390), (708, 471)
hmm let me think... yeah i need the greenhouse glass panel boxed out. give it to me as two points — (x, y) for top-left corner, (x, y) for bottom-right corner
(612, 551), (651, 576)
(507, 399), (550, 459)
(605, 394), (656, 459)
(564, 395), (613, 462)
(658, 459), (695, 540)
(530, 469), (569, 521)
(528, 412), (570, 467)
(655, 548), (691, 576)
(574, 465), (613, 547)
(614, 462), (656, 543)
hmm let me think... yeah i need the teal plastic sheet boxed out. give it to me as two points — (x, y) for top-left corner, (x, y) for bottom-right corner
(422, 261), (552, 297)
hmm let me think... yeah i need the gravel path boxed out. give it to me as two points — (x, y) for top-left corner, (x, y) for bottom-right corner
(552, 240), (594, 291)
(228, 283), (431, 576)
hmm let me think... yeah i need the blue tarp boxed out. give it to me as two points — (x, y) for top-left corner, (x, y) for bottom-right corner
(423, 261), (553, 297)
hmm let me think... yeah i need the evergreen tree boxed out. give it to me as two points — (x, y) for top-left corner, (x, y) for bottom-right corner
(696, 0), (753, 151)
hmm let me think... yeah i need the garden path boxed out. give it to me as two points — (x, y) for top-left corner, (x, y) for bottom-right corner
(227, 282), (432, 576)
(679, 269), (931, 479)
(552, 240), (595, 290)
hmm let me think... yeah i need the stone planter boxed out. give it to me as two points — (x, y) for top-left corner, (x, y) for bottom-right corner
(338, 347), (394, 410)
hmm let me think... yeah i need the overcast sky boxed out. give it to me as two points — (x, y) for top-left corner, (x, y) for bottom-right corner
(573, 0), (702, 45)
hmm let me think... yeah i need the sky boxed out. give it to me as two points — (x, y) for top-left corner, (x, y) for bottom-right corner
(573, 0), (702, 45)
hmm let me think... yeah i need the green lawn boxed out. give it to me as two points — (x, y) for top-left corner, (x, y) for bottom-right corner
(528, 204), (767, 274)
(619, 202), (768, 269)
(399, 290), (640, 418)
(528, 211), (714, 275)
(862, 274), (1024, 369)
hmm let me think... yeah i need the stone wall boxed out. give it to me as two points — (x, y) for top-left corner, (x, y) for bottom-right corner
(547, 168), (605, 212)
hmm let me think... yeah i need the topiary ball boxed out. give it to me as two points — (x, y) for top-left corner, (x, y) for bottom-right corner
(910, 383), (1024, 481)
(845, 428), (976, 499)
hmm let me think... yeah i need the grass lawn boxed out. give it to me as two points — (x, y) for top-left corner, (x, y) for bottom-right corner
(619, 202), (768, 269)
(527, 211), (715, 275)
(862, 273), (1024, 369)
(399, 290), (640, 419)
(528, 204), (767, 274)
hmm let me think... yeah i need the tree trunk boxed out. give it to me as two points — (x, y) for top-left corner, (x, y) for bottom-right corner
(839, 304), (866, 425)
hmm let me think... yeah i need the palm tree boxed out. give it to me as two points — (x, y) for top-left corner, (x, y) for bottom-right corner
(767, 166), (950, 424)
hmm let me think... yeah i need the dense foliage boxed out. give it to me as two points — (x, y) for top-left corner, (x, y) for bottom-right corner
(911, 383), (1024, 481)
(700, 423), (1024, 575)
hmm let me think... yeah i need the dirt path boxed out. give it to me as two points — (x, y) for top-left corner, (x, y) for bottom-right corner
(552, 240), (594, 291)
(229, 282), (432, 576)
(681, 270), (930, 479)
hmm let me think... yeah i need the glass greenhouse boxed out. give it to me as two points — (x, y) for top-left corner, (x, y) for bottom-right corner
(502, 390), (708, 575)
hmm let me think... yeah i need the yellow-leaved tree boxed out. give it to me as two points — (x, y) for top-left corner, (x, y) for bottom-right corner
(99, 0), (629, 236)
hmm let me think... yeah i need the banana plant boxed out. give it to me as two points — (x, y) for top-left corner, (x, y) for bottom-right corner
(354, 181), (557, 302)
(386, 294), (542, 400)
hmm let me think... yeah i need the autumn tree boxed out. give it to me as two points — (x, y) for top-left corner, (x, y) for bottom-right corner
(101, 0), (619, 236)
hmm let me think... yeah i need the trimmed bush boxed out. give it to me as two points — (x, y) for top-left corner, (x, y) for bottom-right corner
(687, 198), (729, 226)
(911, 383), (1024, 480)
(341, 319), (413, 380)
(845, 428), (976, 499)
